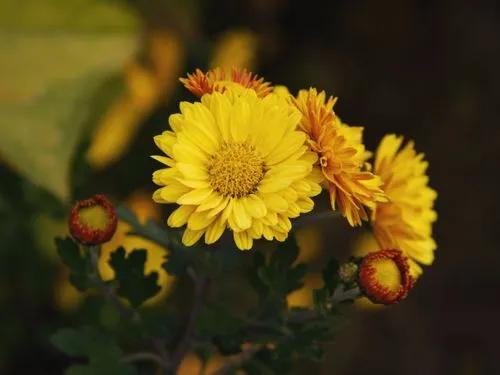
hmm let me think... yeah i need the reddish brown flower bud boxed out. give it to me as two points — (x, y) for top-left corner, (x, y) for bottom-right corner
(358, 249), (413, 305)
(68, 195), (117, 245)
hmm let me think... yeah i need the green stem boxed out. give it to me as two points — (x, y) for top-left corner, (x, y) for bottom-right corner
(212, 344), (264, 375)
(122, 352), (169, 368)
(294, 210), (340, 227)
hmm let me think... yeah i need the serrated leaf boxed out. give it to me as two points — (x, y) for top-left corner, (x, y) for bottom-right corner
(109, 248), (160, 307)
(56, 237), (85, 273)
(271, 236), (299, 269)
(322, 258), (340, 294)
(55, 236), (93, 291)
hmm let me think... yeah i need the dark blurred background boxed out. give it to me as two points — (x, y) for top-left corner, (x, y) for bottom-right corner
(1, 0), (499, 374)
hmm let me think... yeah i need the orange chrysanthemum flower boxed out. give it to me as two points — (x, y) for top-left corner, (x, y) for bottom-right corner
(358, 249), (413, 305)
(180, 67), (272, 98)
(292, 88), (387, 226)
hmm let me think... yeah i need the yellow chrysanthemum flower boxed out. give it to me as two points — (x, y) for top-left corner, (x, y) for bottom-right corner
(371, 134), (437, 277)
(292, 88), (387, 226)
(152, 88), (322, 250)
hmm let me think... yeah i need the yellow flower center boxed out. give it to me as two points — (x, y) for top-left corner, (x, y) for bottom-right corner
(78, 205), (109, 231)
(371, 258), (402, 292)
(208, 142), (265, 198)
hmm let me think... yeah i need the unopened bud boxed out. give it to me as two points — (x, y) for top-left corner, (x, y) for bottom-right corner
(68, 194), (117, 246)
(358, 249), (413, 305)
(338, 262), (358, 284)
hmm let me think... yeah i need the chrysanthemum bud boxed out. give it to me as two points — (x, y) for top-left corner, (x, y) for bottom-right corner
(358, 249), (413, 305)
(338, 262), (358, 284)
(68, 195), (117, 245)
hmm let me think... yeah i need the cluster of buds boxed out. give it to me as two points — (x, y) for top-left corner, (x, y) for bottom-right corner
(68, 194), (117, 246)
(339, 249), (414, 305)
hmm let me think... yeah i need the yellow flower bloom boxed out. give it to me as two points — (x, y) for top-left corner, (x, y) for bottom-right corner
(210, 30), (258, 70)
(152, 88), (322, 250)
(292, 88), (387, 226)
(372, 134), (437, 277)
(179, 67), (272, 98)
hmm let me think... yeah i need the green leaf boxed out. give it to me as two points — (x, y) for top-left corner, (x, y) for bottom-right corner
(301, 344), (325, 362)
(55, 237), (93, 291)
(51, 327), (136, 375)
(322, 258), (340, 294)
(197, 304), (242, 337)
(109, 248), (161, 307)
(0, 0), (138, 201)
(197, 304), (245, 355)
(312, 288), (329, 315)
(270, 236), (299, 269)
(117, 206), (169, 248)
(139, 311), (177, 341)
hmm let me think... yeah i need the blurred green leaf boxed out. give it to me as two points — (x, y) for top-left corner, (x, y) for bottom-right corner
(197, 304), (244, 355)
(270, 236), (299, 269)
(51, 326), (136, 375)
(0, 0), (138, 201)
(312, 288), (329, 315)
(322, 258), (339, 294)
(117, 206), (170, 248)
(109, 248), (161, 307)
(0, 74), (110, 201)
(257, 237), (306, 296)
(0, 0), (137, 33)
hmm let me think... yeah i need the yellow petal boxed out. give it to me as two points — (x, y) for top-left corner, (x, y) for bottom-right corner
(188, 211), (217, 230)
(234, 231), (252, 250)
(154, 131), (176, 156)
(151, 155), (176, 167)
(167, 205), (196, 227)
(152, 168), (179, 185)
(153, 184), (190, 203)
(207, 196), (230, 218)
(260, 193), (288, 213)
(177, 188), (213, 205)
(204, 216), (226, 244)
(241, 194), (267, 218)
(182, 228), (204, 246)
(176, 163), (208, 180)
(230, 199), (252, 231)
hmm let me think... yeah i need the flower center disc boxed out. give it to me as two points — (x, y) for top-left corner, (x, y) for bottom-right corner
(208, 142), (265, 198)
(372, 258), (402, 292)
(78, 205), (110, 231)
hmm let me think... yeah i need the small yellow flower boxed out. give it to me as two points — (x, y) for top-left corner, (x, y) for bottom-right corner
(210, 30), (258, 70)
(372, 134), (437, 277)
(152, 88), (321, 250)
(180, 67), (272, 98)
(292, 88), (387, 226)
